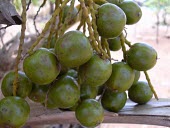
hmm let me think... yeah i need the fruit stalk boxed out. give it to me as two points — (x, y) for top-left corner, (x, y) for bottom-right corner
(88, 0), (109, 59)
(120, 33), (127, 61)
(125, 38), (132, 47)
(13, 0), (27, 96)
(79, 0), (101, 55)
(58, 0), (76, 37)
(144, 71), (159, 100)
(27, 0), (70, 55)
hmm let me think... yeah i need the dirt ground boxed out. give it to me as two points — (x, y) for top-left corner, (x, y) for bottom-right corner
(0, 6), (170, 128)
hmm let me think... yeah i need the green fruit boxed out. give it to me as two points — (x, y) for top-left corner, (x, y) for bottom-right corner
(61, 5), (78, 24)
(75, 99), (104, 127)
(78, 54), (112, 87)
(1, 71), (32, 98)
(101, 89), (127, 112)
(55, 30), (93, 68)
(65, 69), (78, 78)
(108, 37), (121, 51)
(23, 48), (60, 85)
(106, 0), (124, 5)
(127, 43), (157, 71)
(106, 62), (135, 92)
(118, 1), (142, 25)
(47, 75), (80, 109)
(28, 84), (49, 103)
(96, 3), (126, 38)
(0, 96), (30, 128)
(128, 81), (153, 104)
(133, 70), (140, 84)
(80, 83), (98, 100)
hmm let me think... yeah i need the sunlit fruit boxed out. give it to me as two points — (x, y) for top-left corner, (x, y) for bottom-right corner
(96, 3), (126, 38)
(1, 71), (32, 98)
(128, 81), (153, 104)
(75, 99), (104, 127)
(127, 43), (157, 71)
(0, 96), (30, 128)
(55, 30), (93, 68)
(23, 48), (61, 85)
(78, 54), (112, 87)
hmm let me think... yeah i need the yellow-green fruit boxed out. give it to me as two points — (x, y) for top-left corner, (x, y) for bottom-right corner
(108, 36), (121, 51)
(118, 1), (142, 25)
(106, 62), (135, 92)
(1, 71), (32, 98)
(78, 55), (112, 87)
(23, 48), (60, 85)
(0, 96), (30, 128)
(101, 89), (127, 112)
(96, 3), (126, 38)
(75, 99), (104, 127)
(128, 81), (153, 104)
(127, 43), (157, 71)
(55, 30), (93, 68)
(46, 75), (80, 109)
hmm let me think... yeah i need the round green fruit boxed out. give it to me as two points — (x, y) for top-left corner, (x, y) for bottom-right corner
(1, 71), (32, 98)
(23, 48), (60, 85)
(0, 96), (30, 128)
(128, 81), (153, 104)
(101, 89), (127, 112)
(55, 30), (93, 68)
(61, 5), (78, 25)
(108, 37), (121, 51)
(78, 54), (112, 87)
(106, 62), (135, 92)
(127, 43), (157, 71)
(80, 83), (98, 100)
(75, 99), (104, 127)
(118, 1), (142, 25)
(28, 84), (49, 103)
(46, 75), (80, 109)
(96, 3), (126, 38)
(65, 69), (78, 78)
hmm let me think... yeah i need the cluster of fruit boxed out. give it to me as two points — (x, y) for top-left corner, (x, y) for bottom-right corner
(0, 0), (158, 128)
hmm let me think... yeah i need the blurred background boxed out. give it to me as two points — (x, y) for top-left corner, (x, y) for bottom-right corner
(0, 0), (170, 128)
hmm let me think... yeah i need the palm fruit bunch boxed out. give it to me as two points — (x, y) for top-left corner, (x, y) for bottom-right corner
(0, 0), (158, 127)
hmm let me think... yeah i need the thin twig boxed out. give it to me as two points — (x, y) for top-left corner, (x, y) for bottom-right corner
(33, 0), (47, 35)
(0, 25), (11, 30)
(13, 0), (27, 96)
(26, 0), (32, 11)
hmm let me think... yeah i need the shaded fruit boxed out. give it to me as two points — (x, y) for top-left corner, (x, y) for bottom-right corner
(46, 75), (80, 109)
(101, 89), (127, 112)
(23, 48), (60, 85)
(78, 54), (112, 87)
(75, 99), (104, 127)
(108, 36), (121, 51)
(118, 1), (142, 25)
(65, 69), (78, 78)
(97, 84), (105, 96)
(61, 5), (78, 24)
(28, 84), (49, 103)
(127, 43), (157, 71)
(106, 62), (135, 92)
(128, 81), (153, 104)
(1, 71), (32, 98)
(55, 30), (93, 68)
(0, 96), (30, 128)
(106, 0), (124, 5)
(80, 83), (98, 100)
(96, 3), (126, 38)
(133, 70), (140, 84)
